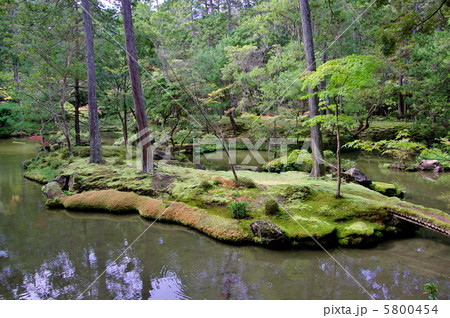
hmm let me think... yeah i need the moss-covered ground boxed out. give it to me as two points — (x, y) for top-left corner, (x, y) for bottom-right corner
(25, 146), (450, 248)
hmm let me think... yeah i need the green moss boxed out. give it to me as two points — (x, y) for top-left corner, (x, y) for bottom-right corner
(370, 181), (403, 197)
(265, 199), (279, 215)
(263, 149), (313, 173)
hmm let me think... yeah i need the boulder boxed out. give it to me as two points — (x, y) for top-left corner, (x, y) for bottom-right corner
(418, 160), (444, 173)
(235, 165), (261, 172)
(153, 150), (174, 161)
(343, 168), (372, 187)
(370, 181), (404, 198)
(250, 220), (287, 245)
(53, 174), (75, 191)
(194, 163), (206, 170)
(388, 163), (406, 170)
(43, 181), (63, 199)
(53, 175), (67, 189)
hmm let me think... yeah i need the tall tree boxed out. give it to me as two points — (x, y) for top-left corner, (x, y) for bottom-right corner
(81, 0), (103, 163)
(299, 0), (325, 177)
(121, 0), (154, 174)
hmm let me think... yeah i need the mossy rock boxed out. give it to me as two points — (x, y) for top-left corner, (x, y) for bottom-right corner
(337, 221), (385, 247)
(263, 149), (313, 173)
(282, 185), (312, 201)
(370, 182), (403, 198)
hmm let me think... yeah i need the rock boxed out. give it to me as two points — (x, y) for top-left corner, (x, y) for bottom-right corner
(153, 150), (174, 161)
(53, 174), (75, 191)
(388, 163), (406, 170)
(250, 220), (287, 245)
(67, 175), (75, 191)
(370, 181), (404, 198)
(43, 181), (64, 199)
(194, 163), (206, 170)
(418, 160), (444, 173)
(235, 165), (261, 172)
(343, 168), (372, 187)
(53, 175), (67, 189)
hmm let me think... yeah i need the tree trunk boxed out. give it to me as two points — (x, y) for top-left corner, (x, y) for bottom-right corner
(335, 107), (341, 198)
(226, 0), (232, 35)
(121, 0), (154, 174)
(122, 97), (128, 145)
(81, 0), (103, 163)
(398, 74), (404, 117)
(299, 0), (325, 177)
(74, 78), (81, 146)
(60, 80), (72, 157)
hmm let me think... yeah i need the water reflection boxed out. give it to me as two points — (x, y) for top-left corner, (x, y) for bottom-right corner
(0, 140), (449, 300)
(343, 152), (450, 212)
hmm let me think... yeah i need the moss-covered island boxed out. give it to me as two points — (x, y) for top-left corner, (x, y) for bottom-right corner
(25, 146), (450, 249)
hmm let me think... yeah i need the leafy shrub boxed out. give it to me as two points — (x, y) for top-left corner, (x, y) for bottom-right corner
(423, 282), (438, 300)
(199, 179), (212, 190)
(323, 150), (335, 159)
(346, 130), (426, 164)
(282, 185), (312, 201)
(215, 176), (235, 188)
(230, 201), (248, 219)
(265, 199), (279, 215)
(235, 177), (256, 188)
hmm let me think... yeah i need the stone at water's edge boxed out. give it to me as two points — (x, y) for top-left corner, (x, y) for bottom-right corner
(343, 168), (372, 187)
(43, 181), (64, 199)
(53, 174), (75, 191)
(250, 220), (287, 246)
(418, 160), (444, 173)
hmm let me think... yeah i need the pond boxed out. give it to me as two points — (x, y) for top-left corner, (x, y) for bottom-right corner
(0, 140), (449, 300)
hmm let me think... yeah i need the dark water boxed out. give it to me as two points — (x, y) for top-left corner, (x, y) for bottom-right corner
(0, 140), (449, 300)
(343, 152), (450, 213)
(200, 149), (271, 171)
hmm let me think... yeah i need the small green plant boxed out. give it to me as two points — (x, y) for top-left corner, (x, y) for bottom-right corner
(199, 180), (212, 190)
(235, 177), (256, 188)
(265, 199), (279, 215)
(423, 282), (438, 300)
(230, 201), (248, 219)
(114, 158), (125, 165)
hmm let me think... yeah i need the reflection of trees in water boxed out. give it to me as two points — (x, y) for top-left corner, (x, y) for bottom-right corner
(348, 154), (450, 212)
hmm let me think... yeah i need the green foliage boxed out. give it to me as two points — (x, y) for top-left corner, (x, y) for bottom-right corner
(230, 201), (248, 219)
(235, 177), (256, 189)
(265, 199), (280, 216)
(199, 180), (212, 190)
(423, 282), (438, 300)
(346, 130), (426, 164)
(303, 55), (384, 100)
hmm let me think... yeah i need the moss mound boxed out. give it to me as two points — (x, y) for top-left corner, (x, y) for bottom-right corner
(59, 190), (251, 243)
(370, 181), (403, 198)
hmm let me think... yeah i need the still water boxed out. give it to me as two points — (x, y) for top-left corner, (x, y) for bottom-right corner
(0, 140), (449, 300)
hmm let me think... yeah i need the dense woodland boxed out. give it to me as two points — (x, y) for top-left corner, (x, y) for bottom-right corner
(0, 0), (449, 174)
